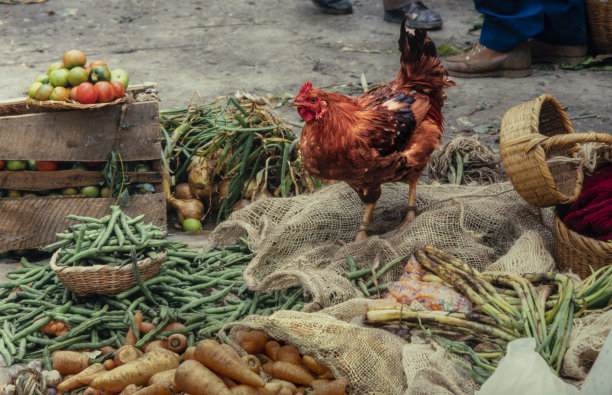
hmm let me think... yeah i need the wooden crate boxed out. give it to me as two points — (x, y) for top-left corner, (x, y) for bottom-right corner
(0, 91), (166, 253)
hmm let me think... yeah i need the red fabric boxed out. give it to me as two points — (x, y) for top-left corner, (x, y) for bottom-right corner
(559, 164), (612, 240)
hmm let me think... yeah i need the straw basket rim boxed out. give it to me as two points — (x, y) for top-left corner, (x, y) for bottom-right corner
(553, 213), (612, 278)
(26, 95), (127, 110)
(50, 248), (166, 296)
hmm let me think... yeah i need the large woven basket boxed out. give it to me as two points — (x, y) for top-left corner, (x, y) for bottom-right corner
(500, 94), (612, 207)
(553, 214), (612, 278)
(584, 0), (612, 54)
(50, 249), (166, 296)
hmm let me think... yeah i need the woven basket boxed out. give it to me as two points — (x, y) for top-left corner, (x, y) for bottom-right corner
(553, 214), (612, 278)
(50, 249), (166, 296)
(25, 95), (127, 111)
(584, 0), (612, 54)
(500, 94), (612, 207)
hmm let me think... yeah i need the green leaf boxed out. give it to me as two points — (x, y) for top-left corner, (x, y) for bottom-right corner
(118, 188), (131, 207)
(438, 44), (464, 57)
(472, 125), (491, 134)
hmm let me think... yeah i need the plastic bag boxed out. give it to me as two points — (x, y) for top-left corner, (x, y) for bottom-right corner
(477, 338), (579, 395)
(385, 255), (471, 312)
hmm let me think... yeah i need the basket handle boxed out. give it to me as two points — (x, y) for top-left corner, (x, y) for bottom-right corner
(527, 132), (612, 152)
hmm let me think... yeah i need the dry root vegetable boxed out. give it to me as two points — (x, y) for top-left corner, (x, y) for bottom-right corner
(174, 182), (195, 200)
(57, 363), (107, 391)
(235, 329), (269, 355)
(52, 350), (90, 375)
(174, 359), (231, 395)
(167, 197), (204, 224)
(195, 339), (265, 388)
(114, 345), (144, 366)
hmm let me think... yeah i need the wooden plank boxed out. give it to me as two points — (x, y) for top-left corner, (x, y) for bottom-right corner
(0, 101), (161, 161)
(0, 170), (162, 191)
(0, 193), (166, 253)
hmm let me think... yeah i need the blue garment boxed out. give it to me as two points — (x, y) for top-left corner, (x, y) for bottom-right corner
(474, 0), (587, 51)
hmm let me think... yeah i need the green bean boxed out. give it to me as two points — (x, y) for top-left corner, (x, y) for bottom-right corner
(134, 315), (169, 349)
(12, 301), (72, 341)
(94, 205), (121, 252)
(121, 213), (140, 244)
(178, 282), (237, 313)
(0, 337), (12, 366)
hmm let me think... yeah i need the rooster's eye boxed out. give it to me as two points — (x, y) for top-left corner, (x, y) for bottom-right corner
(310, 97), (317, 103)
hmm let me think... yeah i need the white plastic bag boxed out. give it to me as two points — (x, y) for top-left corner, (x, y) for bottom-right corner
(477, 338), (579, 395)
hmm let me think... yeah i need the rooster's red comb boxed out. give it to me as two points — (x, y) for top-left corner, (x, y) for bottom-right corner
(298, 82), (312, 96)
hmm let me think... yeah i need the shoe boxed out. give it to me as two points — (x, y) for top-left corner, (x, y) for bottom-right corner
(311, 0), (353, 15)
(384, 1), (442, 29)
(528, 39), (587, 65)
(443, 42), (532, 78)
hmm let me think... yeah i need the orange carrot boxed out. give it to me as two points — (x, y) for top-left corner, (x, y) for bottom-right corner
(229, 382), (282, 395)
(144, 340), (169, 354)
(220, 375), (238, 389)
(309, 378), (351, 395)
(317, 371), (334, 380)
(35, 319), (71, 336)
(57, 363), (107, 391)
(278, 389), (293, 395)
(302, 355), (329, 376)
(267, 361), (314, 386)
(103, 359), (116, 371)
(195, 339), (265, 388)
(264, 340), (281, 361)
(52, 350), (90, 375)
(162, 322), (185, 332)
(234, 329), (269, 354)
(90, 349), (181, 392)
(124, 311), (143, 347)
(183, 346), (196, 361)
(174, 359), (231, 395)
(167, 333), (187, 354)
(132, 383), (173, 395)
(83, 388), (102, 395)
(276, 345), (301, 365)
(220, 343), (241, 360)
(148, 369), (176, 386)
(139, 321), (156, 334)
(114, 345), (143, 366)
(118, 384), (139, 395)
(241, 354), (261, 374)
(100, 346), (116, 356)
(269, 379), (297, 394)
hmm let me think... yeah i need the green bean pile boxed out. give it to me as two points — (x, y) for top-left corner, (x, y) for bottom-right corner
(160, 96), (321, 222)
(44, 206), (169, 266)
(367, 245), (612, 383)
(0, 238), (309, 366)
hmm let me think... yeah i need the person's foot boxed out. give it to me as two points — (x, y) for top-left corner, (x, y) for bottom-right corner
(443, 42), (532, 78)
(384, 1), (442, 29)
(311, 0), (353, 15)
(528, 39), (587, 65)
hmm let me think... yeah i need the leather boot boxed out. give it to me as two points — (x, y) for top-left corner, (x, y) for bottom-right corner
(443, 42), (531, 78)
(384, 1), (442, 29)
(311, 0), (353, 15)
(528, 39), (587, 65)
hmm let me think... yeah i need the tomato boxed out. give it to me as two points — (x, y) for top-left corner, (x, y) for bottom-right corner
(35, 161), (58, 171)
(0, 160), (4, 170)
(100, 186), (110, 198)
(50, 86), (70, 101)
(182, 218), (202, 232)
(75, 82), (98, 104)
(5, 160), (27, 171)
(35, 84), (54, 101)
(89, 66), (111, 83)
(88, 60), (107, 68)
(69, 86), (79, 101)
(110, 81), (125, 100)
(61, 187), (79, 196)
(80, 185), (100, 198)
(134, 163), (151, 172)
(94, 81), (115, 103)
(63, 49), (87, 69)
(84, 161), (102, 167)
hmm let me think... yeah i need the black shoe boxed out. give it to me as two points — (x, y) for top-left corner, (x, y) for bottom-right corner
(312, 0), (353, 15)
(384, 1), (442, 29)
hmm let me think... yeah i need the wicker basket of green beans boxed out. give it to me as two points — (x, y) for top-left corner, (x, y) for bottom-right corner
(45, 206), (168, 297)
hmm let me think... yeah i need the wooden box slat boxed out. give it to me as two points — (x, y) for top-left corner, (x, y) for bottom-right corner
(0, 170), (163, 191)
(0, 101), (160, 161)
(0, 193), (166, 253)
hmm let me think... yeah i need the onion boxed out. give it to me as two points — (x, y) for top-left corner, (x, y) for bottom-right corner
(232, 199), (251, 212)
(187, 156), (214, 199)
(243, 180), (259, 200)
(174, 183), (194, 200)
(168, 197), (204, 224)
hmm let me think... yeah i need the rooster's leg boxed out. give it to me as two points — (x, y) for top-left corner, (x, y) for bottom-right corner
(399, 180), (418, 230)
(356, 203), (376, 242)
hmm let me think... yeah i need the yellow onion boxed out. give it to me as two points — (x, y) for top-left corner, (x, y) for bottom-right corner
(187, 156), (214, 199)
(174, 183), (195, 200)
(232, 199), (251, 212)
(168, 197), (204, 224)
(243, 180), (260, 200)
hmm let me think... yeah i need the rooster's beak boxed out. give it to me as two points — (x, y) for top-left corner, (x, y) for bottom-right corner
(287, 100), (298, 107)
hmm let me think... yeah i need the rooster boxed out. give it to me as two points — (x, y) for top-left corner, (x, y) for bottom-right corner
(290, 22), (454, 241)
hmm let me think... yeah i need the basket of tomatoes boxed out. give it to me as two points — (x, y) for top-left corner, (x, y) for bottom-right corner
(26, 49), (130, 110)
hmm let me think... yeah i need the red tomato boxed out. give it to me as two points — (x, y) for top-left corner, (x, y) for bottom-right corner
(76, 82), (98, 104)
(109, 81), (125, 100)
(0, 160), (4, 170)
(69, 86), (79, 101)
(94, 81), (114, 103)
(35, 160), (58, 171)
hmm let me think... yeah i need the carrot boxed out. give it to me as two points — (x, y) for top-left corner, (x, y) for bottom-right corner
(264, 340), (281, 361)
(114, 345), (144, 366)
(139, 321), (156, 334)
(100, 346), (116, 355)
(167, 333), (187, 353)
(57, 363), (107, 391)
(302, 355), (329, 376)
(221, 343), (241, 360)
(195, 339), (265, 388)
(269, 379), (297, 394)
(174, 359), (231, 395)
(234, 329), (269, 354)
(144, 340), (168, 354)
(90, 349), (181, 392)
(35, 318), (70, 336)
(83, 388), (102, 395)
(148, 369), (176, 386)
(309, 379), (330, 389)
(278, 389), (293, 395)
(220, 375), (238, 389)
(266, 361), (314, 386)
(118, 384), (139, 395)
(183, 346), (196, 361)
(317, 371), (334, 380)
(103, 359), (116, 370)
(132, 383), (173, 395)
(241, 354), (261, 374)
(309, 378), (351, 395)
(125, 311), (143, 347)
(52, 350), (90, 375)
(276, 345), (301, 365)
(162, 322), (185, 332)
(229, 382), (282, 395)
